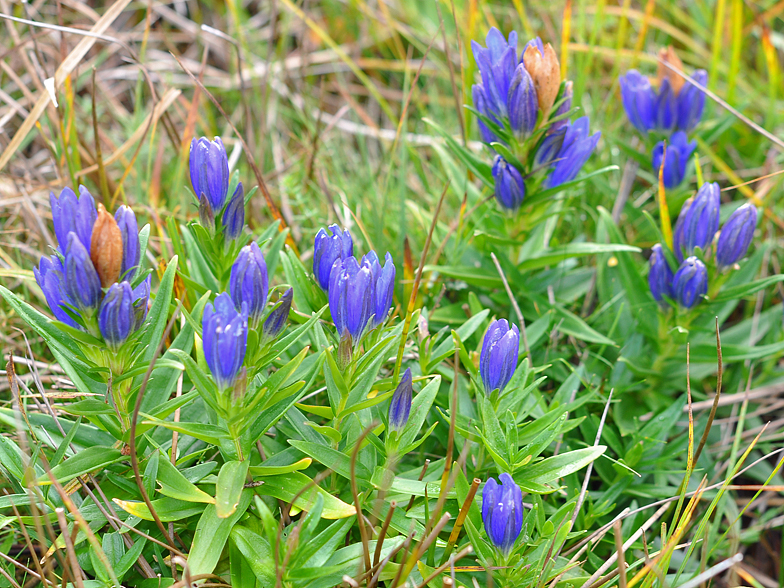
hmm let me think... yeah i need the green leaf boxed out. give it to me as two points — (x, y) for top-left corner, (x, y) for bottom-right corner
(254, 472), (356, 519)
(187, 490), (253, 577)
(248, 457), (312, 477)
(156, 456), (215, 504)
(216, 460), (250, 518)
(370, 469), (457, 499)
(518, 446), (606, 487)
(230, 526), (276, 587)
(38, 446), (123, 485)
(113, 497), (206, 522)
(140, 415), (229, 445)
(712, 274), (784, 303)
(519, 243), (641, 271)
(289, 440), (370, 481)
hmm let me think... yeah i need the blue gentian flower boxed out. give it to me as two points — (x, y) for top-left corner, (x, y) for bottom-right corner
(546, 117), (600, 188)
(229, 242), (269, 326)
(388, 368), (413, 431)
(492, 156), (526, 211)
(363, 251), (396, 327)
(63, 233), (102, 311)
(98, 282), (136, 349)
(619, 70), (657, 133)
(202, 292), (248, 390)
(648, 244), (674, 304)
(114, 205), (140, 280)
(550, 81), (573, 131)
(652, 131), (696, 189)
(471, 28), (519, 120)
(261, 288), (293, 343)
(472, 84), (501, 144)
(313, 225), (353, 291)
(507, 63), (538, 138)
(535, 127), (567, 168)
(480, 319), (519, 394)
(328, 256), (374, 341)
(716, 203), (757, 269)
(677, 70), (708, 132)
(34, 255), (77, 327)
(222, 183), (245, 241)
(189, 137), (230, 212)
(673, 256), (708, 308)
(672, 182), (720, 261)
(50, 186), (97, 253)
(482, 473), (524, 555)
(131, 276), (151, 331)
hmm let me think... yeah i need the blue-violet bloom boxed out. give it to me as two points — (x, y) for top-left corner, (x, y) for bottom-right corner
(202, 292), (249, 390)
(189, 137), (230, 212)
(648, 244), (674, 304)
(50, 185), (97, 253)
(716, 203), (757, 269)
(673, 256), (708, 308)
(313, 224), (353, 291)
(328, 256), (374, 341)
(388, 368), (413, 432)
(492, 156), (526, 211)
(229, 242), (269, 326)
(652, 131), (696, 189)
(480, 319), (520, 394)
(482, 473), (524, 555)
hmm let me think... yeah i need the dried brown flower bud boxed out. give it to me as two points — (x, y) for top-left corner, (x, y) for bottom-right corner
(90, 203), (123, 287)
(523, 42), (561, 116)
(656, 46), (685, 94)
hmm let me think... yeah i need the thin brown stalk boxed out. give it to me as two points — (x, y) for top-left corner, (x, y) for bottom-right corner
(440, 478), (480, 564)
(406, 460), (430, 512)
(373, 501), (396, 567)
(350, 423), (378, 577)
(694, 319), (722, 465)
(129, 301), (183, 552)
(392, 180), (450, 384)
(417, 546), (473, 588)
(56, 508), (84, 588)
(614, 520), (627, 588)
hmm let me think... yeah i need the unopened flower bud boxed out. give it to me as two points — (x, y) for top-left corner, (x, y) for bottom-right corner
(262, 288), (293, 343)
(223, 183), (245, 241)
(656, 46), (685, 95)
(523, 42), (561, 115)
(388, 368), (413, 431)
(90, 203), (123, 288)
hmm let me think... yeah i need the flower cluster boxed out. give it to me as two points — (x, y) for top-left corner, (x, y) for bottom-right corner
(190, 137), (244, 240)
(620, 47), (706, 188)
(202, 243), (293, 391)
(480, 319), (520, 395)
(313, 226), (396, 343)
(471, 29), (600, 211)
(482, 473), (524, 555)
(648, 182), (757, 309)
(35, 186), (149, 350)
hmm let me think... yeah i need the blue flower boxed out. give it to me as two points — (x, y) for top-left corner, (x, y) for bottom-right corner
(480, 319), (519, 394)
(313, 225), (353, 291)
(471, 28), (519, 120)
(98, 281), (136, 349)
(672, 182), (720, 262)
(654, 78), (678, 132)
(50, 186), (97, 254)
(229, 242), (269, 326)
(114, 205), (140, 280)
(716, 203), (757, 269)
(482, 473), (523, 555)
(472, 84), (501, 144)
(652, 131), (696, 189)
(507, 63), (538, 138)
(388, 368), (413, 431)
(363, 251), (396, 327)
(262, 288), (293, 343)
(328, 256), (374, 341)
(492, 156), (526, 211)
(677, 70), (708, 132)
(202, 292), (248, 390)
(63, 232), (102, 311)
(222, 183), (245, 241)
(550, 81), (572, 131)
(131, 277), (151, 331)
(534, 127), (567, 168)
(546, 116), (600, 188)
(648, 244), (674, 304)
(619, 70), (657, 133)
(34, 255), (77, 327)
(189, 137), (230, 212)
(673, 256), (708, 308)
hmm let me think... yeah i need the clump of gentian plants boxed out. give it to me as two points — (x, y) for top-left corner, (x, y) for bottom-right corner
(471, 28), (601, 210)
(32, 186), (150, 430)
(647, 181), (758, 312)
(620, 47), (707, 189)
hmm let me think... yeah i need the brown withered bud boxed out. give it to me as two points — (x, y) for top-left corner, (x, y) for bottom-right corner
(656, 46), (685, 95)
(523, 42), (561, 116)
(90, 203), (123, 288)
